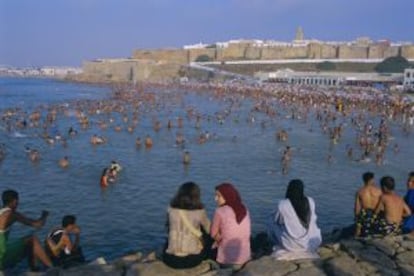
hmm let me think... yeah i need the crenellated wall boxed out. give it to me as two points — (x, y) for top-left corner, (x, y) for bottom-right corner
(130, 43), (414, 65)
(338, 45), (368, 59)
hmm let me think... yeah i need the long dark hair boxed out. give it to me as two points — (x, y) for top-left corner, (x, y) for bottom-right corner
(286, 179), (310, 229)
(170, 182), (204, 210)
(216, 183), (247, 224)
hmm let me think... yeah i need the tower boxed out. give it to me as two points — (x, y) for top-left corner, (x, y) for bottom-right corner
(295, 26), (304, 41)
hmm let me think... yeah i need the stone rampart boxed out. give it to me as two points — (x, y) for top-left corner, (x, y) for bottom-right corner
(401, 45), (414, 59)
(82, 59), (181, 83)
(338, 45), (368, 59)
(133, 49), (188, 64)
(131, 43), (414, 65)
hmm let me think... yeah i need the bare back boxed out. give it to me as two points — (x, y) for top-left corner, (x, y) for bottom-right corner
(380, 193), (411, 224)
(357, 185), (382, 210)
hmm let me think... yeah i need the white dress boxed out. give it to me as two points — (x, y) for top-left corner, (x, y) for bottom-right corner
(267, 197), (322, 260)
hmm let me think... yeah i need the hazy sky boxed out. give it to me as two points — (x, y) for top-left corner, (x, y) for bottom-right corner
(0, 0), (412, 67)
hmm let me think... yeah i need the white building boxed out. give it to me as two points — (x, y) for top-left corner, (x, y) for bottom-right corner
(183, 43), (209, 49)
(255, 69), (403, 87)
(404, 68), (414, 91)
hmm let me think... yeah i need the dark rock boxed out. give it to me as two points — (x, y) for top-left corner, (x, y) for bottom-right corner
(367, 238), (396, 256)
(126, 260), (211, 276)
(324, 255), (364, 276)
(237, 256), (298, 276)
(396, 251), (414, 266)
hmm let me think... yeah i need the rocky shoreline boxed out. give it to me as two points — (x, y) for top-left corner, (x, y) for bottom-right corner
(12, 230), (414, 276)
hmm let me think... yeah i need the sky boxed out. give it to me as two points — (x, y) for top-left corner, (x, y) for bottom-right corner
(0, 0), (413, 67)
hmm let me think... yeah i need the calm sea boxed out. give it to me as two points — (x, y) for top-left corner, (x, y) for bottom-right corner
(0, 77), (413, 264)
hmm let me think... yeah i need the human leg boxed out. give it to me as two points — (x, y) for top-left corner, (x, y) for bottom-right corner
(24, 235), (52, 270)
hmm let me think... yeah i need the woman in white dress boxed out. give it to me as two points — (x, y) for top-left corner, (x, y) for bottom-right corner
(267, 179), (322, 260)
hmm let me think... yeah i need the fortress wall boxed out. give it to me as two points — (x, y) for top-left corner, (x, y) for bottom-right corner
(219, 44), (249, 60)
(307, 43), (322, 59)
(82, 60), (140, 82)
(320, 45), (338, 59)
(384, 46), (400, 58)
(338, 45), (368, 59)
(132, 49), (188, 64)
(244, 47), (262, 60)
(368, 44), (386, 59)
(401, 45), (414, 59)
(261, 46), (308, 59)
(82, 60), (176, 82)
(188, 48), (216, 62)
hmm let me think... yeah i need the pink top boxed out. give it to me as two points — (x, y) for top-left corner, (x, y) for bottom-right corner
(211, 205), (251, 265)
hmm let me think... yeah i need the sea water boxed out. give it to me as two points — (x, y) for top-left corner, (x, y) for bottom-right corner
(0, 77), (413, 263)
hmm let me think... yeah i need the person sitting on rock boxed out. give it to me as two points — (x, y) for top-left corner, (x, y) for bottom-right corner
(374, 176), (411, 236)
(45, 215), (85, 268)
(0, 190), (52, 271)
(211, 183), (251, 270)
(402, 172), (414, 233)
(163, 182), (211, 269)
(354, 172), (382, 237)
(267, 179), (321, 260)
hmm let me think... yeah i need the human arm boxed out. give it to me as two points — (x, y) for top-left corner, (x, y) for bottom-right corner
(46, 233), (71, 256)
(354, 191), (361, 218)
(200, 209), (211, 234)
(210, 209), (221, 243)
(403, 201), (411, 218)
(68, 225), (81, 250)
(13, 210), (48, 229)
(374, 196), (384, 216)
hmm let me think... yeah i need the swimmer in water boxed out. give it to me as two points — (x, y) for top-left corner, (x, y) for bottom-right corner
(183, 151), (191, 165)
(100, 168), (109, 188)
(135, 137), (141, 149)
(281, 146), (292, 175)
(145, 135), (153, 149)
(90, 134), (105, 145)
(28, 149), (41, 163)
(59, 156), (69, 169)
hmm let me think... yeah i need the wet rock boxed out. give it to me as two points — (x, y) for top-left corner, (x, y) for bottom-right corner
(396, 251), (414, 266)
(397, 246), (406, 254)
(318, 246), (336, 260)
(367, 238), (396, 256)
(45, 264), (124, 276)
(126, 260), (211, 276)
(401, 240), (414, 251)
(324, 255), (364, 276)
(357, 261), (378, 274)
(399, 263), (414, 276)
(353, 246), (396, 269)
(286, 266), (326, 276)
(238, 256), (298, 276)
(339, 239), (365, 258)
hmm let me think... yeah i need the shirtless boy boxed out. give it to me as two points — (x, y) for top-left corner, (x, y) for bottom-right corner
(375, 176), (411, 236)
(45, 215), (85, 268)
(0, 190), (52, 271)
(355, 172), (382, 237)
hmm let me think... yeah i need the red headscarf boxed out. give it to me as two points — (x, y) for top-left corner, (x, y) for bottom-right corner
(216, 183), (247, 224)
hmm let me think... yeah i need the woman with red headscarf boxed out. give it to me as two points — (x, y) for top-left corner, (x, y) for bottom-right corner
(210, 183), (251, 270)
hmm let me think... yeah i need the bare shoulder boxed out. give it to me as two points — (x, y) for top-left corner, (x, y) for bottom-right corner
(373, 186), (382, 195)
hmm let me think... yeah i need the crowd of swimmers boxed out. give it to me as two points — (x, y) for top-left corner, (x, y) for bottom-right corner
(0, 80), (414, 273)
(2, 170), (413, 272)
(0, 80), (413, 175)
